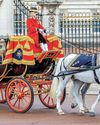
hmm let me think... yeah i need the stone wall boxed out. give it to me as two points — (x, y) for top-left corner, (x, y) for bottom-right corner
(0, 0), (13, 37)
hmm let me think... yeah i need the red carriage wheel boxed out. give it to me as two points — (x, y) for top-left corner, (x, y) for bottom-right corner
(39, 84), (66, 108)
(0, 83), (7, 103)
(6, 77), (34, 113)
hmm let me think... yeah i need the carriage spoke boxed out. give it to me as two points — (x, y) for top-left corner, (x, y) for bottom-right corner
(19, 81), (26, 92)
(41, 85), (50, 94)
(22, 96), (28, 103)
(23, 89), (30, 95)
(47, 85), (50, 89)
(9, 87), (15, 94)
(47, 96), (50, 105)
(9, 91), (14, 97)
(18, 99), (20, 109)
(18, 81), (21, 92)
(42, 86), (47, 90)
(21, 85), (25, 92)
(21, 98), (25, 107)
(12, 98), (18, 106)
(10, 96), (16, 101)
(42, 94), (48, 101)
(51, 98), (55, 106)
(25, 94), (31, 98)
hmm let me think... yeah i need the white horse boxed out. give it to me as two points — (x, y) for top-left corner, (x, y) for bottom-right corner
(49, 53), (100, 115)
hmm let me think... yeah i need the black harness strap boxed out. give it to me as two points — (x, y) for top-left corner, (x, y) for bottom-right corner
(62, 57), (67, 70)
(93, 69), (100, 84)
(59, 57), (67, 80)
(60, 57), (66, 71)
(92, 54), (97, 66)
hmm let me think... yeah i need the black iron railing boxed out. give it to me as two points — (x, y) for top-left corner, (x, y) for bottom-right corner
(13, 0), (29, 35)
(59, 12), (100, 54)
(13, 2), (100, 54)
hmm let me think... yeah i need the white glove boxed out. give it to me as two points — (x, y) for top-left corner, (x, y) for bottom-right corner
(38, 29), (44, 34)
(40, 43), (48, 51)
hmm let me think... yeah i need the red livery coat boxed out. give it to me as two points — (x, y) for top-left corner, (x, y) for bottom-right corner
(26, 17), (45, 48)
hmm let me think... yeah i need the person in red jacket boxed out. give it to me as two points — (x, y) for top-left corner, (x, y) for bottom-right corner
(26, 7), (48, 51)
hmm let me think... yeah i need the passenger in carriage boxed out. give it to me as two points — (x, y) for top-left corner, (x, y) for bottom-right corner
(26, 7), (48, 52)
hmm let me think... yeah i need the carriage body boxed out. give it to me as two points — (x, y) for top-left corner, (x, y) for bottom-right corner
(0, 35), (65, 113)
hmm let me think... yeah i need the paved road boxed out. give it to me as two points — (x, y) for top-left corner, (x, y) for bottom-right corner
(0, 95), (100, 125)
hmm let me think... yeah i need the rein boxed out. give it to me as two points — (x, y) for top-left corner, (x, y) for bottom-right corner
(57, 35), (99, 54)
(51, 65), (100, 77)
(30, 65), (100, 81)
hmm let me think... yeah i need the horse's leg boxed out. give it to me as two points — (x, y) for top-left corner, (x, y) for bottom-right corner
(70, 79), (85, 109)
(56, 76), (71, 115)
(69, 81), (78, 109)
(89, 91), (100, 116)
(70, 80), (90, 112)
(81, 83), (91, 112)
(71, 80), (86, 114)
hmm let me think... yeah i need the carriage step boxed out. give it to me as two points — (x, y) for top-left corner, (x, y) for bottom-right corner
(37, 50), (61, 63)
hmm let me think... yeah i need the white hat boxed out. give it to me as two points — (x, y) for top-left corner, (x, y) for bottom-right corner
(29, 7), (38, 13)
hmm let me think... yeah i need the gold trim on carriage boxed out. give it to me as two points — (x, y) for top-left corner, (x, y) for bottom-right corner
(0, 35), (65, 113)
(3, 35), (64, 65)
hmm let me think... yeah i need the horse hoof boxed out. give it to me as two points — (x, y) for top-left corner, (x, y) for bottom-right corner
(71, 103), (77, 109)
(58, 111), (65, 115)
(79, 110), (85, 114)
(84, 109), (89, 113)
(88, 112), (96, 117)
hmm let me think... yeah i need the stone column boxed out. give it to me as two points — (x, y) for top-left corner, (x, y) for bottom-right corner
(38, 0), (62, 35)
(0, 0), (14, 37)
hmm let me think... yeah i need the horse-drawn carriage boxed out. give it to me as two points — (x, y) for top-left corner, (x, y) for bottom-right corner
(0, 35), (66, 113)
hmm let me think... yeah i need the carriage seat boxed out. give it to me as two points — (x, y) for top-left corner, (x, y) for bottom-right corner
(68, 54), (97, 70)
(0, 39), (6, 64)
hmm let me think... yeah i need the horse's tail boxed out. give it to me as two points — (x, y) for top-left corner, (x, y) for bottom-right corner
(49, 77), (59, 99)
(49, 58), (63, 99)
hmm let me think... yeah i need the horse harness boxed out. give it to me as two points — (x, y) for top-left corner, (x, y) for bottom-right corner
(58, 57), (67, 80)
(90, 54), (100, 84)
(93, 69), (100, 84)
(58, 54), (100, 84)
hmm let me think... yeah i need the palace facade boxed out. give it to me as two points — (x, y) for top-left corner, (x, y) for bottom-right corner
(0, 0), (100, 37)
